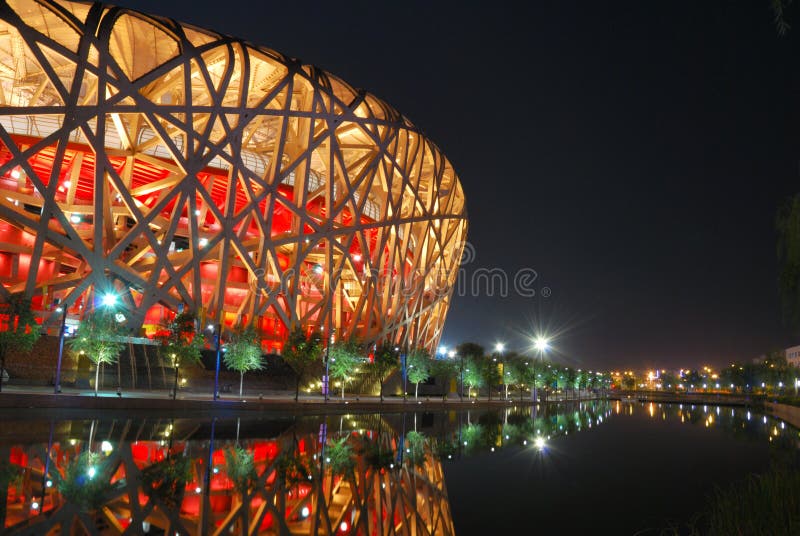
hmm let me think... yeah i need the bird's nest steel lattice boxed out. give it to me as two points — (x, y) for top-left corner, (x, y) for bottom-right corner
(0, 0), (467, 351)
(2, 420), (456, 535)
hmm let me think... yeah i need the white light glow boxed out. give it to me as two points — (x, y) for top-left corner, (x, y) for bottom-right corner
(534, 337), (550, 352)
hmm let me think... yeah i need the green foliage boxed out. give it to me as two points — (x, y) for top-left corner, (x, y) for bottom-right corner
(565, 367), (578, 389)
(372, 344), (397, 376)
(406, 349), (431, 386)
(326, 437), (355, 476)
(685, 370), (703, 390)
(771, 0), (793, 36)
(273, 450), (311, 490)
(283, 327), (322, 401)
(55, 451), (113, 512)
(223, 327), (264, 375)
(660, 371), (679, 390)
(371, 344), (398, 400)
(432, 437), (457, 459)
(462, 356), (484, 395)
(576, 369), (589, 389)
(503, 353), (528, 392)
(477, 356), (501, 398)
(224, 446), (258, 495)
(462, 424), (491, 452)
(224, 326), (264, 397)
(456, 342), (485, 361)
(0, 294), (40, 361)
(361, 436), (394, 471)
(404, 431), (427, 468)
(431, 358), (456, 399)
(701, 464), (800, 535)
(67, 309), (126, 367)
(777, 193), (800, 330)
(0, 460), (22, 494)
(141, 454), (192, 509)
(622, 374), (636, 390)
(156, 312), (204, 369)
(328, 339), (361, 397)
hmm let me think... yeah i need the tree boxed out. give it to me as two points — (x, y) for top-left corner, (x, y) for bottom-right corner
(577, 370), (590, 396)
(540, 363), (559, 400)
(282, 328), (322, 401)
(777, 194), (800, 330)
(457, 342), (485, 400)
(685, 370), (703, 392)
(68, 309), (126, 396)
(223, 326), (264, 399)
(406, 348), (432, 399)
(371, 344), (398, 401)
(478, 356), (501, 401)
(328, 339), (361, 399)
(660, 371), (679, 391)
(462, 356), (484, 399)
(0, 295), (40, 393)
(503, 353), (527, 400)
(622, 374), (636, 391)
(565, 367), (577, 399)
(431, 358), (456, 401)
(155, 312), (204, 400)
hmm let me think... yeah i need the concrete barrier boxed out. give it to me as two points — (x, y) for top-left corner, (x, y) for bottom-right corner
(764, 401), (800, 429)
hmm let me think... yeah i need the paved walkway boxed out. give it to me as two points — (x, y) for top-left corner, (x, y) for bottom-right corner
(0, 384), (567, 414)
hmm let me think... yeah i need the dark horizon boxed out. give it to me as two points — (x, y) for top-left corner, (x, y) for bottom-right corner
(117, 0), (800, 371)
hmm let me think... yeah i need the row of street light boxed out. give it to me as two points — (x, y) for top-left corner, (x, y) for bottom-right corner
(436, 336), (551, 401)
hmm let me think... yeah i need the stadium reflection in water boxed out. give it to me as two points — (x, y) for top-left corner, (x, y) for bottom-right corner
(1, 400), (797, 535)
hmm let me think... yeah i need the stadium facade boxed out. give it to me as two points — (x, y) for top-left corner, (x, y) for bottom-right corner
(0, 0), (467, 352)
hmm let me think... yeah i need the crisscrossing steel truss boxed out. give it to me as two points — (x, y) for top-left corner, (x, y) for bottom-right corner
(0, 0), (467, 351)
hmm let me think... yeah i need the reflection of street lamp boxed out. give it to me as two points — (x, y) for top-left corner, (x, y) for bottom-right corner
(532, 337), (550, 403)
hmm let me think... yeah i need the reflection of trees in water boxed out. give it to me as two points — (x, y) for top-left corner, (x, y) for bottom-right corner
(12, 399), (796, 535)
(3, 415), (457, 535)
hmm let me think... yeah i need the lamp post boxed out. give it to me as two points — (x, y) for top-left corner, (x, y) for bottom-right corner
(212, 323), (222, 401)
(495, 342), (506, 400)
(400, 346), (407, 402)
(533, 337), (549, 403)
(324, 328), (334, 403)
(449, 350), (461, 402)
(53, 300), (68, 394)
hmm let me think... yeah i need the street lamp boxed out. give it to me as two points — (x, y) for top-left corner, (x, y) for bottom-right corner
(448, 350), (462, 402)
(495, 342), (507, 399)
(53, 299), (69, 394)
(532, 336), (550, 403)
(324, 328), (334, 403)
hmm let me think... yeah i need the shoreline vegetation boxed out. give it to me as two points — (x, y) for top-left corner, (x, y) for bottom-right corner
(654, 462), (800, 536)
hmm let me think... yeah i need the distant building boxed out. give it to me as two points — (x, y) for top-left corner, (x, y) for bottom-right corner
(785, 345), (800, 367)
(755, 345), (800, 367)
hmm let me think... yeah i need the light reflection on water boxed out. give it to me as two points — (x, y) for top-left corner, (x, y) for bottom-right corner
(0, 401), (796, 535)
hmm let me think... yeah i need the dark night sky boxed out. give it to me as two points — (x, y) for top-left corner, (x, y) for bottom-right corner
(117, 0), (800, 370)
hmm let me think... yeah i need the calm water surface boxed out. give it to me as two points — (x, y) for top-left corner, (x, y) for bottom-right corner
(0, 400), (797, 535)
